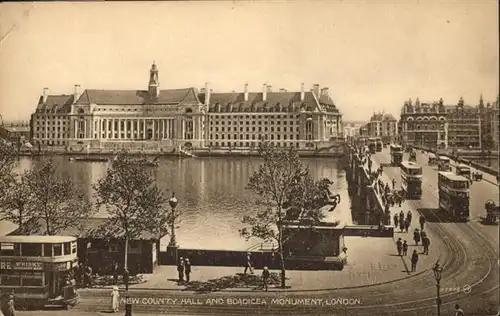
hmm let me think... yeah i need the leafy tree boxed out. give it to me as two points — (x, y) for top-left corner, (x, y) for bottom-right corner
(93, 152), (170, 290)
(26, 160), (94, 235)
(0, 141), (17, 198)
(240, 142), (340, 288)
(0, 171), (34, 227)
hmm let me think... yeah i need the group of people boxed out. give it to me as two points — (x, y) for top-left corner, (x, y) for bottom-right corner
(177, 257), (192, 283)
(73, 262), (94, 288)
(243, 252), (271, 291)
(393, 210), (412, 233)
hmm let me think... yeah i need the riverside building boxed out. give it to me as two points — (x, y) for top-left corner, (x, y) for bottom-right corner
(29, 63), (343, 152)
(366, 112), (398, 144)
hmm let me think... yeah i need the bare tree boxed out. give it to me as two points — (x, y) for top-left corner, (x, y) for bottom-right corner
(93, 152), (170, 290)
(26, 160), (94, 235)
(240, 142), (340, 288)
(0, 141), (17, 199)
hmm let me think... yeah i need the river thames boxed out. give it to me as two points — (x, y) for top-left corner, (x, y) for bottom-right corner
(2, 156), (353, 251)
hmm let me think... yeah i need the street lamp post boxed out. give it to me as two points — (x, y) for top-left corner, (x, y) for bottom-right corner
(168, 192), (178, 247)
(433, 261), (443, 316)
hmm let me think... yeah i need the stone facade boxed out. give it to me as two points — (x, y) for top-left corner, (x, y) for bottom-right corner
(399, 98), (448, 149)
(29, 63), (343, 151)
(366, 113), (397, 144)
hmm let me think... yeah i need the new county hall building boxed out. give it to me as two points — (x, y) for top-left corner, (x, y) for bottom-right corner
(30, 63), (343, 151)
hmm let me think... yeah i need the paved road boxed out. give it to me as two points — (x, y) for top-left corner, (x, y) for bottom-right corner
(19, 149), (498, 316)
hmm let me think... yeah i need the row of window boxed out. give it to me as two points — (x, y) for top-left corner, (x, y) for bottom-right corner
(210, 134), (304, 141)
(35, 127), (68, 131)
(34, 133), (69, 139)
(0, 272), (44, 287)
(211, 126), (301, 133)
(208, 141), (309, 148)
(0, 242), (76, 257)
(34, 121), (67, 125)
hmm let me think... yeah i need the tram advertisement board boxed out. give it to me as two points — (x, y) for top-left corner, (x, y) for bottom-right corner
(0, 260), (44, 270)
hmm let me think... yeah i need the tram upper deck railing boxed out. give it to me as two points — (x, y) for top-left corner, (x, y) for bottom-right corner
(0, 235), (77, 262)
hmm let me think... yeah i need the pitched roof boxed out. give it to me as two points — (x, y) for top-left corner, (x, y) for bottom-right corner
(36, 95), (74, 112)
(198, 91), (339, 113)
(8, 217), (161, 240)
(75, 88), (200, 105)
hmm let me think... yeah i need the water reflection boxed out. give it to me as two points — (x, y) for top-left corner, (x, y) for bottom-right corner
(11, 156), (352, 250)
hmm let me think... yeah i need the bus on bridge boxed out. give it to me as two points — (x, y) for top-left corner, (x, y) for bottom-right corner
(390, 144), (403, 166)
(438, 172), (470, 222)
(400, 161), (422, 199)
(367, 137), (379, 154)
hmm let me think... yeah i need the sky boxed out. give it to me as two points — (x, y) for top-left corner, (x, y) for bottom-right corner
(0, 1), (498, 122)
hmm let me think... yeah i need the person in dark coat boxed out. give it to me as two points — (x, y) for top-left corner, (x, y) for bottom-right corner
(402, 240), (408, 256)
(262, 266), (270, 291)
(399, 218), (405, 232)
(404, 218), (410, 233)
(184, 258), (192, 283)
(422, 236), (430, 255)
(393, 214), (399, 227)
(419, 216), (425, 230)
(177, 257), (185, 282)
(411, 250), (419, 272)
(454, 304), (465, 316)
(413, 228), (421, 245)
(113, 262), (119, 285)
(406, 211), (412, 225)
(396, 238), (403, 256)
(399, 210), (404, 222)
(392, 178), (396, 190)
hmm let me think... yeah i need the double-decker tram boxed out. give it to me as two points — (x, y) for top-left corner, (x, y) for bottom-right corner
(438, 172), (470, 221)
(428, 153), (438, 165)
(374, 137), (383, 152)
(0, 236), (79, 309)
(390, 144), (403, 166)
(455, 163), (471, 178)
(367, 138), (377, 154)
(400, 161), (423, 199)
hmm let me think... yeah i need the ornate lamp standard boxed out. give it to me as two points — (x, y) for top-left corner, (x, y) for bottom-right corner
(432, 261), (443, 316)
(168, 192), (178, 247)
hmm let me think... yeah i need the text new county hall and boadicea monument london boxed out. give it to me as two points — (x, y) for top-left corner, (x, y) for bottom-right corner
(30, 62), (344, 153)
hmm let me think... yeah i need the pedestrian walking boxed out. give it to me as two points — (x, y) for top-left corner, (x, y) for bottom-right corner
(177, 257), (185, 282)
(411, 250), (419, 272)
(399, 210), (404, 222)
(244, 252), (254, 274)
(404, 218), (410, 233)
(422, 236), (430, 255)
(406, 210), (412, 224)
(396, 238), (403, 256)
(262, 266), (270, 291)
(1, 294), (16, 316)
(85, 265), (93, 288)
(399, 218), (405, 233)
(113, 262), (119, 285)
(397, 194), (402, 207)
(454, 304), (465, 316)
(185, 258), (192, 283)
(392, 178), (396, 190)
(393, 214), (399, 227)
(419, 215), (425, 230)
(413, 228), (421, 245)
(110, 286), (120, 313)
(402, 240), (408, 256)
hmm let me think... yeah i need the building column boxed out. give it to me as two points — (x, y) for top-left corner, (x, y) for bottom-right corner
(142, 119), (146, 139)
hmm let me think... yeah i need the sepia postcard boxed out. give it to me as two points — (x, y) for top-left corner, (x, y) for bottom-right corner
(0, 1), (498, 315)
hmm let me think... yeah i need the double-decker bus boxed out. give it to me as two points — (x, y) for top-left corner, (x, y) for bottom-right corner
(400, 161), (423, 199)
(357, 137), (367, 148)
(390, 144), (403, 166)
(0, 235), (79, 309)
(438, 172), (470, 221)
(367, 138), (377, 154)
(455, 163), (471, 178)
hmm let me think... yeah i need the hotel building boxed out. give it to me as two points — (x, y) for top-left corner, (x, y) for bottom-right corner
(445, 97), (482, 150)
(30, 63), (343, 151)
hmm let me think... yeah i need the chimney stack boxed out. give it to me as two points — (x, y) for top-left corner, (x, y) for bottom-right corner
(244, 83), (249, 101)
(313, 84), (320, 97)
(321, 87), (329, 96)
(267, 85), (272, 93)
(279, 88), (287, 92)
(43, 88), (49, 104)
(204, 82), (211, 106)
(74, 84), (81, 102)
(262, 83), (267, 101)
(300, 83), (305, 101)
